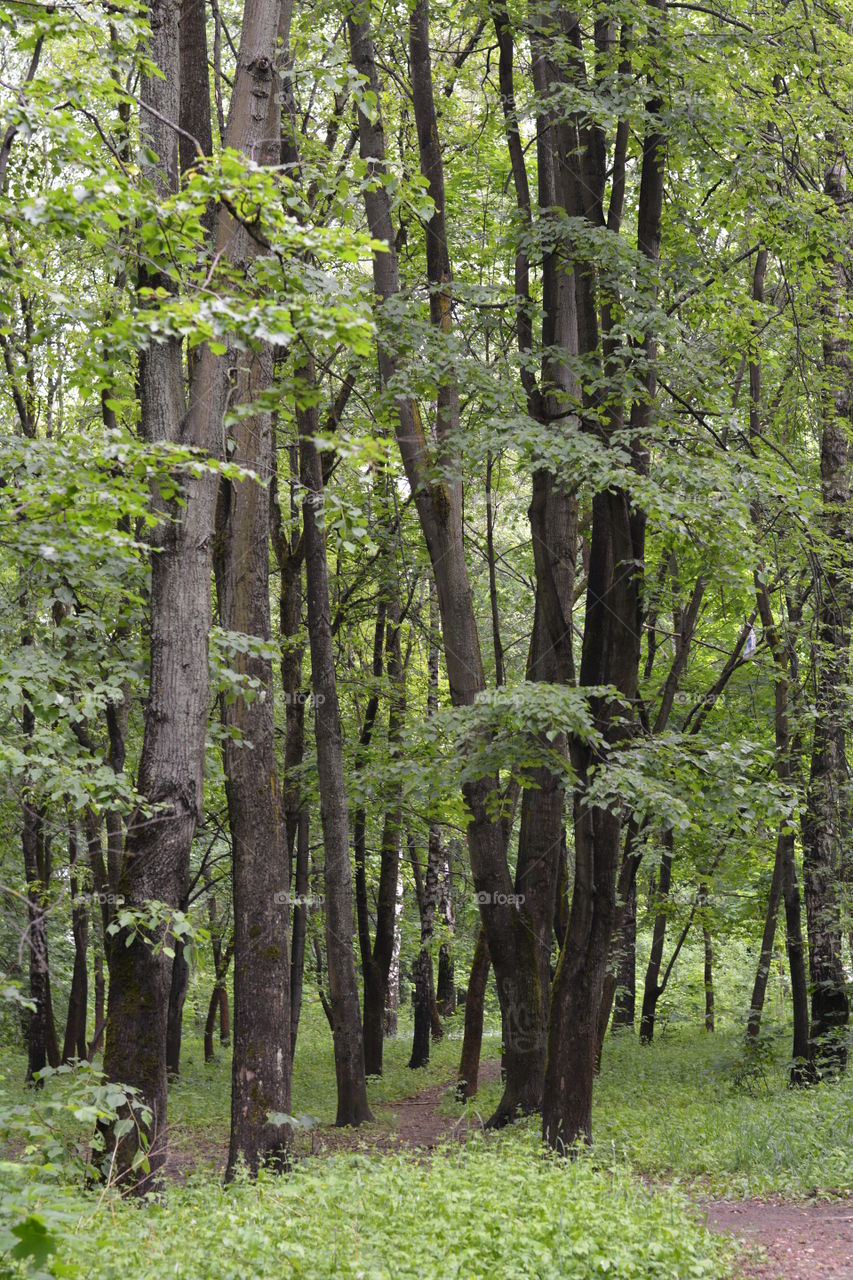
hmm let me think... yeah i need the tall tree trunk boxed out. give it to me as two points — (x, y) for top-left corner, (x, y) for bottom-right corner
(62, 824), (89, 1063)
(289, 809), (310, 1060)
(361, 607), (405, 1076)
(749, 248), (817, 1084)
(801, 163), (852, 1073)
(217, 7), (294, 1158)
(272, 446), (308, 876)
(537, 0), (663, 1147)
(456, 927), (491, 1100)
(102, 0), (199, 1179)
(611, 879), (636, 1031)
(747, 841), (784, 1039)
(165, 935), (189, 1077)
(103, 0), (289, 1181)
(700, 883), (714, 1032)
(350, 0), (551, 1126)
(300, 358), (372, 1127)
(640, 829), (674, 1044)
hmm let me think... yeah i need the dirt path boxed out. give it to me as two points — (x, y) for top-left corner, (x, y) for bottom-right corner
(703, 1198), (853, 1278)
(309, 1059), (502, 1156)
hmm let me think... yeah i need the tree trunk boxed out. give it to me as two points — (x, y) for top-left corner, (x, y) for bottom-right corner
(363, 610), (405, 1077)
(204, 941), (233, 1063)
(612, 879), (636, 1031)
(300, 357), (372, 1127)
(62, 824), (89, 1063)
(538, 0), (663, 1146)
(747, 841), (784, 1039)
(408, 821), (444, 1070)
(165, 935), (189, 1077)
(801, 166), (852, 1072)
(351, 0), (564, 1128)
(437, 945), (455, 1017)
(89, 931), (106, 1059)
(640, 829), (674, 1044)
(384, 869), (403, 1036)
(217, 24), (294, 1158)
(353, 577), (406, 1078)
(456, 928), (490, 1100)
(749, 249), (817, 1084)
(103, 0), (291, 1182)
(700, 884), (714, 1032)
(289, 809), (310, 1061)
(22, 778), (55, 1081)
(101, 0), (217, 1182)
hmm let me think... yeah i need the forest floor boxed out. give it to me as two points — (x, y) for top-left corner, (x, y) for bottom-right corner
(165, 1055), (853, 1279)
(702, 1199), (853, 1279)
(357, 1067), (853, 1280)
(357, 1065), (853, 1280)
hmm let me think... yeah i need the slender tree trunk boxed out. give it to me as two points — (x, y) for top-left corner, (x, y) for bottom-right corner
(801, 163), (852, 1073)
(62, 824), (89, 1063)
(747, 842), (784, 1039)
(289, 809), (310, 1061)
(362, 607), (405, 1076)
(699, 883), (714, 1032)
(352, 0), (561, 1127)
(612, 879), (636, 1031)
(165, 935), (189, 1077)
(437, 945), (455, 1016)
(204, 941), (233, 1063)
(456, 928), (491, 1100)
(409, 822), (444, 1070)
(22, 774), (53, 1081)
(300, 358), (372, 1127)
(89, 920), (106, 1058)
(384, 869), (403, 1036)
(640, 829), (674, 1044)
(748, 247), (816, 1083)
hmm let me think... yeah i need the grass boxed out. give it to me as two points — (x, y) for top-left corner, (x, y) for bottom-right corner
(53, 1134), (732, 1279)
(450, 1023), (853, 1199)
(165, 998), (499, 1161)
(3, 944), (852, 1278)
(595, 1026), (853, 1198)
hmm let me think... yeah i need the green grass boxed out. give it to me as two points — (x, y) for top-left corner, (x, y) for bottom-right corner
(595, 1026), (853, 1198)
(54, 1134), (731, 1279)
(165, 1000), (501, 1160)
(445, 1023), (853, 1199)
(4, 962), (852, 1278)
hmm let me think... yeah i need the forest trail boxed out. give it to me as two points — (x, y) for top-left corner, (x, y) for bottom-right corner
(703, 1199), (853, 1279)
(167, 1066), (853, 1279)
(310, 1059), (504, 1156)
(322, 1068), (853, 1279)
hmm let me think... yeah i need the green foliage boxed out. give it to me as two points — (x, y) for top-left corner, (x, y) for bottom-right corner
(48, 1136), (729, 1280)
(0, 1057), (151, 1276)
(596, 1031), (853, 1198)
